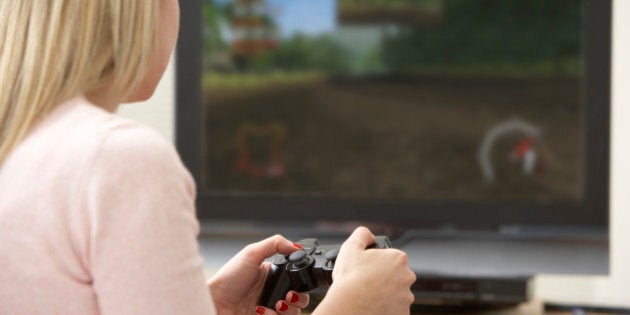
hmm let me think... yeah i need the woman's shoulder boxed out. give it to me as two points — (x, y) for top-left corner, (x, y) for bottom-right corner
(5, 96), (190, 189)
(71, 98), (190, 184)
(52, 97), (180, 165)
(74, 97), (174, 154)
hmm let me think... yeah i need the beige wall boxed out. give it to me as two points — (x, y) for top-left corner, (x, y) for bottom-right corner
(118, 55), (176, 143)
(119, 0), (630, 306)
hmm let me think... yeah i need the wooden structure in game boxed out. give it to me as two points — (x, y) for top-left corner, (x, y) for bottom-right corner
(230, 0), (278, 67)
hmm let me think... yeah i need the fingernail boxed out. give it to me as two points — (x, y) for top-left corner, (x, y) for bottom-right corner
(279, 301), (288, 311)
(290, 292), (299, 303)
(293, 243), (303, 249)
(256, 306), (265, 314)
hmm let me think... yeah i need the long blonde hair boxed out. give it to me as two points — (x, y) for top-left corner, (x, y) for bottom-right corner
(0, 0), (158, 164)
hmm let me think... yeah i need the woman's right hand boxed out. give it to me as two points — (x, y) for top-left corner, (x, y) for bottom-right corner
(312, 226), (416, 315)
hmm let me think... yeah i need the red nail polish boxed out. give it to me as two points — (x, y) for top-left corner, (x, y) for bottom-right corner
(256, 306), (265, 314)
(293, 243), (303, 249)
(279, 302), (288, 311)
(290, 292), (299, 303)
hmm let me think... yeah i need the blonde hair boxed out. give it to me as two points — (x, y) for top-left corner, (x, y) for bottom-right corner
(0, 0), (158, 164)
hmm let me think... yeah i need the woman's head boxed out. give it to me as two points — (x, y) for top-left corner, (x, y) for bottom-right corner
(0, 0), (179, 164)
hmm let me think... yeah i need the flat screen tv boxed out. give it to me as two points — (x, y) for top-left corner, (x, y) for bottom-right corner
(176, 0), (610, 234)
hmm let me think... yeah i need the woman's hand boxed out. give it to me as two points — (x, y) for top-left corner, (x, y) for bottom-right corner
(313, 227), (417, 315)
(207, 235), (310, 315)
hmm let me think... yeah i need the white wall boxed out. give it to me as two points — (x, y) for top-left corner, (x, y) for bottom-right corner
(120, 0), (630, 306)
(533, 1), (630, 306)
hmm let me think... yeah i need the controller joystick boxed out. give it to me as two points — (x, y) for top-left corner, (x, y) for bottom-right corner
(258, 236), (392, 309)
(288, 250), (309, 268)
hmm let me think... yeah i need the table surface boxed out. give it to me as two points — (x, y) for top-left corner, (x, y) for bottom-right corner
(303, 301), (616, 315)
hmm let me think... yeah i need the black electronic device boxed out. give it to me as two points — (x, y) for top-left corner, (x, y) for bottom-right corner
(258, 236), (391, 309)
(411, 274), (532, 307)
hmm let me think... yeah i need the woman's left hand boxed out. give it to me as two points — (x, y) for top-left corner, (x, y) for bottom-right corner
(207, 235), (310, 314)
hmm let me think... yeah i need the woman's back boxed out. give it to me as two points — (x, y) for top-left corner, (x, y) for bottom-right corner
(0, 97), (216, 314)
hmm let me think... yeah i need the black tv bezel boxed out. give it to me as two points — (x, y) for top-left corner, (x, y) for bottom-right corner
(176, 0), (611, 228)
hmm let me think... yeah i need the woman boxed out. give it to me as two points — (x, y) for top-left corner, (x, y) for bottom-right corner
(0, 1), (416, 314)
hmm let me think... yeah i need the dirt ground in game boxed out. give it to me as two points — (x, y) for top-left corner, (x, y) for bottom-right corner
(203, 77), (582, 202)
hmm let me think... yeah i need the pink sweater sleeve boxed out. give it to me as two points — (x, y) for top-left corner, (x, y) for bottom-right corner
(83, 123), (216, 315)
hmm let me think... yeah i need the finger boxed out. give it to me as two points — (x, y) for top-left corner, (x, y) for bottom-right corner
(241, 234), (301, 263)
(407, 268), (418, 286)
(285, 291), (310, 308)
(255, 306), (277, 315)
(275, 300), (301, 315)
(341, 226), (376, 251)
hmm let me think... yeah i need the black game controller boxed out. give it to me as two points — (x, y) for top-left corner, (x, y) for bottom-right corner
(258, 236), (392, 309)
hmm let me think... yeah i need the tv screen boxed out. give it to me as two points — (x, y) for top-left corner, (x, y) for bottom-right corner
(177, 0), (610, 229)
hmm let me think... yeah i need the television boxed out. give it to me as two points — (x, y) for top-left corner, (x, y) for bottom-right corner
(177, 0), (611, 291)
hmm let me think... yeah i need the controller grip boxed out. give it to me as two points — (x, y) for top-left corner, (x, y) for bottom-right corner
(259, 263), (291, 309)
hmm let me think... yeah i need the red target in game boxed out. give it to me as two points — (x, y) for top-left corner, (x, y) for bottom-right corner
(233, 123), (287, 179)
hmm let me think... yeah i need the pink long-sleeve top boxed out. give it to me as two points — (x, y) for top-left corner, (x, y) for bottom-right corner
(0, 97), (217, 314)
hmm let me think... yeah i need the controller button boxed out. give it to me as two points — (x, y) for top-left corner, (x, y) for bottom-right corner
(288, 250), (307, 263)
(324, 249), (339, 262)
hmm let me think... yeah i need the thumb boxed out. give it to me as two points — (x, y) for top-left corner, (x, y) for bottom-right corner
(341, 226), (376, 252)
(240, 234), (301, 264)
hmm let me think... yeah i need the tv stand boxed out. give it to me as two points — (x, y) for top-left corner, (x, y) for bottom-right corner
(198, 221), (607, 308)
